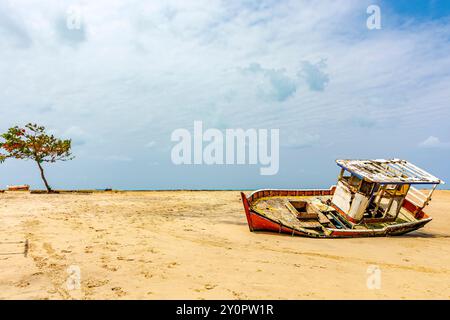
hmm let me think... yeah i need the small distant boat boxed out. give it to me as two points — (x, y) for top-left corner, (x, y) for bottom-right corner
(7, 184), (30, 191)
(241, 159), (444, 238)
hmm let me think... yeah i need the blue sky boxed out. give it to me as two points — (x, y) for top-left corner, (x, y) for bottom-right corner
(0, 0), (449, 190)
(387, 0), (450, 19)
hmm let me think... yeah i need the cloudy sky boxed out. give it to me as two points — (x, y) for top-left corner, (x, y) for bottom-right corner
(0, 0), (449, 190)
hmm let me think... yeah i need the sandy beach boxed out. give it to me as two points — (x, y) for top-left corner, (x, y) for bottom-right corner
(0, 190), (449, 300)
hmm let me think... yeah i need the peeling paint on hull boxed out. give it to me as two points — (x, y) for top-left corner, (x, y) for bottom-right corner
(241, 189), (432, 238)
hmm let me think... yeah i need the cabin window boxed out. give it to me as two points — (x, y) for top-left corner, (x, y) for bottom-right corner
(340, 173), (357, 187)
(359, 180), (373, 195)
(349, 175), (360, 187)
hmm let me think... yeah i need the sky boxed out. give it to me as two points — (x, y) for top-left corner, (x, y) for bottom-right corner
(0, 0), (449, 190)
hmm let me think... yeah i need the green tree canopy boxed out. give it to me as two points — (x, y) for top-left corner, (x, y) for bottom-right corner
(0, 123), (74, 192)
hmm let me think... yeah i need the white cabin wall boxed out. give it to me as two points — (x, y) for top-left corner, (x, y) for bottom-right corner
(332, 181), (352, 213)
(348, 192), (370, 221)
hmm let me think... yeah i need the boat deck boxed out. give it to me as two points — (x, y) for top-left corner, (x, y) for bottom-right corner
(251, 195), (417, 232)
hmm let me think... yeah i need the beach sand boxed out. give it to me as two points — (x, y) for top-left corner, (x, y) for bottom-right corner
(0, 190), (449, 299)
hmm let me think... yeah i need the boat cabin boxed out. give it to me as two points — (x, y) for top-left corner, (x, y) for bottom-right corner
(331, 159), (444, 224)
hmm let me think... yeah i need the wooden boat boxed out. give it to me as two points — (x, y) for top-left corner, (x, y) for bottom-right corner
(6, 184), (30, 191)
(241, 159), (444, 238)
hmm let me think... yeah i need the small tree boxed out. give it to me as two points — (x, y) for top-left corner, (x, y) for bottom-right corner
(0, 123), (74, 192)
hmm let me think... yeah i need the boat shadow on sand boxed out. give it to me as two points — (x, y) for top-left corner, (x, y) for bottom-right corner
(249, 230), (450, 239)
(399, 231), (450, 239)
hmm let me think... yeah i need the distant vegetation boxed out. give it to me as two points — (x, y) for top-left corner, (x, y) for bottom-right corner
(0, 123), (74, 192)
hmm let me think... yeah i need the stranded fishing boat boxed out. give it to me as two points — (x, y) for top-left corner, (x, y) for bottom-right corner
(241, 159), (444, 238)
(6, 184), (30, 191)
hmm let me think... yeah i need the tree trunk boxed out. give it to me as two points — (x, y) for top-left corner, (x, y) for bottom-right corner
(36, 161), (52, 192)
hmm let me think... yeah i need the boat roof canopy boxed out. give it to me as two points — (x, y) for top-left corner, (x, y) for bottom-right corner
(336, 159), (444, 185)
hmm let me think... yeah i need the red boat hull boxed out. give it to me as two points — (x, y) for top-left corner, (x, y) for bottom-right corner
(240, 189), (431, 238)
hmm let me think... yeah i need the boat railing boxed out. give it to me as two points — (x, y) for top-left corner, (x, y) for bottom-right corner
(247, 186), (336, 203)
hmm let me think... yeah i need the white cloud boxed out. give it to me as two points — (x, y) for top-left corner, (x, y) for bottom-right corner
(282, 131), (320, 149)
(63, 126), (89, 146)
(297, 60), (329, 92)
(419, 136), (450, 148)
(0, 0), (449, 187)
(104, 155), (133, 162)
(241, 63), (298, 102)
(0, 2), (32, 48)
